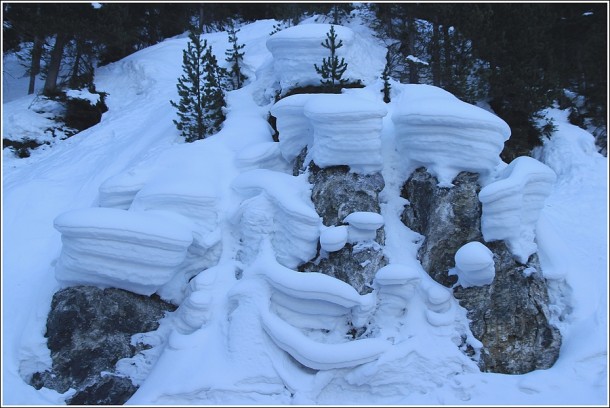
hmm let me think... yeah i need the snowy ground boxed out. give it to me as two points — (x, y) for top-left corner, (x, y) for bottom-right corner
(2, 17), (608, 405)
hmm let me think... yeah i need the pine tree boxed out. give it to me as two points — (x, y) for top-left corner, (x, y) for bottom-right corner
(224, 24), (248, 90)
(202, 45), (226, 134)
(381, 50), (392, 103)
(170, 29), (207, 142)
(314, 25), (348, 91)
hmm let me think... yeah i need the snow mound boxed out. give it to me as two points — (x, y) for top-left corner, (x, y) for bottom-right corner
(392, 84), (511, 185)
(53, 208), (193, 296)
(266, 24), (355, 91)
(232, 169), (321, 268)
(265, 23), (385, 93)
(304, 94), (387, 173)
(270, 93), (316, 163)
(235, 141), (291, 173)
(452, 241), (495, 288)
(479, 156), (557, 263)
(320, 225), (349, 252)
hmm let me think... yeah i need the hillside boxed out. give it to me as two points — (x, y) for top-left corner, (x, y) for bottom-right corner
(2, 15), (608, 406)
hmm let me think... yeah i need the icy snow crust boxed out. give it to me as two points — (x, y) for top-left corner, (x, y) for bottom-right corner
(392, 84), (511, 185)
(3, 17), (607, 406)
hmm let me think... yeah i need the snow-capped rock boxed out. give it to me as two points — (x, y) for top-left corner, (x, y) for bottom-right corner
(53, 207), (193, 296)
(392, 84), (511, 186)
(452, 241), (495, 288)
(344, 211), (384, 243)
(320, 225), (349, 252)
(479, 156), (557, 263)
(304, 94), (387, 174)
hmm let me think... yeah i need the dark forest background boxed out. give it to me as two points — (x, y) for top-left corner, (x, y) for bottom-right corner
(3, 2), (607, 158)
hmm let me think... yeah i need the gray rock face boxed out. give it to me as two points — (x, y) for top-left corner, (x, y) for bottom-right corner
(401, 167), (561, 374)
(453, 242), (562, 374)
(31, 286), (175, 405)
(308, 162), (385, 226)
(300, 242), (387, 295)
(301, 161), (387, 294)
(401, 168), (483, 287)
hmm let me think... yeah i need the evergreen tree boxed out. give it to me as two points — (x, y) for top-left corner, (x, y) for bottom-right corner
(381, 50), (392, 103)
(224, 24), (248, 90)
(201, 45), (226, 135)
(170, 29), (208, 142)
(314, 25), (348, 91)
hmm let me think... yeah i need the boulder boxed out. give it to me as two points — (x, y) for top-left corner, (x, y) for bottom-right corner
(453, 242), (562, 373)
(31, 286), (175, 404)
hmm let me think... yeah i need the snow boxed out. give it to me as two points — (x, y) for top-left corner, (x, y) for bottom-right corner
(319, 225), (349, 252)
(231, 168), (321, 268)
(53, 207), (193, 296)
(479, 156), (557, 264)
(305, 94), (387, 173)
(451, 241), (496, 288)
(65, 88), (101, 105)
(266, 22), (385, 93)
(2, 16), (607, 407)
(344, 211), (385, 243)
(269, 93), (315, 163)
(392, 84), (511, 186)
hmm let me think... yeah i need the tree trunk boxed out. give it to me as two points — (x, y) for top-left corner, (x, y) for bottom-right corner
(442, 24), (452, 92)
(28, 36), (43, 95)
(431, 20), (441, 87)
(406, 17), (418, 84)
(69, 39), (82, 88)
(43, 32), (69, 96)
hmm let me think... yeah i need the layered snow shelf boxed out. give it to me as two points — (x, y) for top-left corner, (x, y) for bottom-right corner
(343, 211), (384, 243)
(305, 94), (387, 173)
(451, 241), (495, 288)
(479, 156), (557, 263)
(392, 84), (511, 186)
(232, 169), (321, 268)
(98, 169), (147, 209)
(244, 245), (388, 369)
(373, 264), (421, 316)
(235, 141), (291, 173)
(261, 310), (390, 370)
(53, 208), (193, 296)
(266, 24), (354, 91)
(130, 177), (219, 233)
(269, 93), (315, 163)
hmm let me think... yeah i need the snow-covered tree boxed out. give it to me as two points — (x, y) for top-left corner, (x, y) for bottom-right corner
(171, 29), (226, 142)
(314, 25), (348, 91)
(224, 23), (248, 90)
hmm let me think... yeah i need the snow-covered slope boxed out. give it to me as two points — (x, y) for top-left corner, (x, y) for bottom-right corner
(2, 17), (607, 405)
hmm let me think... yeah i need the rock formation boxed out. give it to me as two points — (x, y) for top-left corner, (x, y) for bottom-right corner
(401, 168), (561, 373)
(30, 286), (175, 405)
